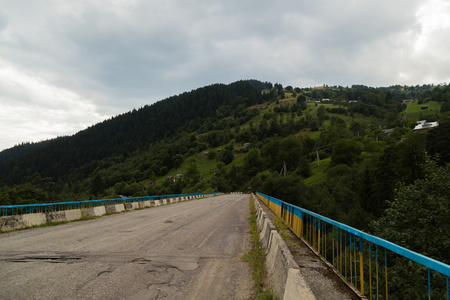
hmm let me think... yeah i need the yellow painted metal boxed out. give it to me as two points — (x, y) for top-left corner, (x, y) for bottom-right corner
(350, 247), (353, 285)
(323, 229), (326, 257)
(340, 236), (343, 274)
(385, 265), (388, 300)
(376, 261), (379, 299)
(318, 227), (321, 254)
(300, 219), (303, 238)
(354, 246), (357, 290)
(336, 235), (340, 270)
(332, 234), (335, 267)
(345, 245), (348, 279)
(314, 221), (317, 250)
(360, 252), (364, 294)
(309, 219), (312, 244)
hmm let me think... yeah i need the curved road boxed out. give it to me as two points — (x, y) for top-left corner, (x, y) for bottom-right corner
(0, 194), (253, 300)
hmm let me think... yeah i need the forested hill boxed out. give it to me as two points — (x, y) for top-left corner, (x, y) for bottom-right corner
(0, 80), (272, 185)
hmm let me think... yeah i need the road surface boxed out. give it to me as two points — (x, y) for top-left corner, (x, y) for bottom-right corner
(0, 194), (253, 300)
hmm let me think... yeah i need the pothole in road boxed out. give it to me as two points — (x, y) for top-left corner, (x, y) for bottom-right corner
(132, 258), (152, 264)
(6, 254), (82, 263)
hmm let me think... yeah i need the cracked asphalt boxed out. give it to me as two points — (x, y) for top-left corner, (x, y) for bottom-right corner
(0, 194), (253, 300)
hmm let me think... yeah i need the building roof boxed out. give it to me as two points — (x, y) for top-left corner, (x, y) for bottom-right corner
(413, 121), (439, 131)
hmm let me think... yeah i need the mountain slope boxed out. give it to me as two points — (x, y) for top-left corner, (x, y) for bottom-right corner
(0, 80), (272, 185)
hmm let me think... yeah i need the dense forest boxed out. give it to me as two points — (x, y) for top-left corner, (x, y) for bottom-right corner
(1, 80), (449, 292)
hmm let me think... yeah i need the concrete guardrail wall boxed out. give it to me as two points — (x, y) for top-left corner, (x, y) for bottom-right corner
(252, 194), (316, 300)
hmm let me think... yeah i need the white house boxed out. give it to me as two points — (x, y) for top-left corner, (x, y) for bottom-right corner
(413, 121), (439, 131)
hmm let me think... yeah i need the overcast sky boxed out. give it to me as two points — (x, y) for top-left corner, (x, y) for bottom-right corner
(0, 0), (449, 151)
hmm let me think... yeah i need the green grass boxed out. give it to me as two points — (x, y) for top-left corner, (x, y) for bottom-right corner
(304, 157), (331, 185)
(401, 101), (441, 122)
(242, 198), (279, 300)
(273, 216), (290, 241)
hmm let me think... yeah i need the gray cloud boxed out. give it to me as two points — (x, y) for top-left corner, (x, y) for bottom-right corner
(0, 0), (449, 150)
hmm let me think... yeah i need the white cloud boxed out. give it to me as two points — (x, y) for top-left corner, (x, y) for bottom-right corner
(0, 60), (106, 150)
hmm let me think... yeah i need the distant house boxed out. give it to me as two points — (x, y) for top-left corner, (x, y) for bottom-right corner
(174, 174), (184, 181)
(349, 100), (358, 104)
(261, 89), (271, 95)
(383, 128), (394, 135)
(321, 98), (330, 102)
(413, 121), (439, 131)
(166, 174), (184, 182)
(242, 142), (250, 149)
(421, 105), (428, 110)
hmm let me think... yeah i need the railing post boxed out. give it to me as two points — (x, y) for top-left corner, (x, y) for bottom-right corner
(318, 219), (321, 255)
(360, 236), (364, 295)
(385, 248), (388, 300)
(369, 242), (372, 300)
(428, 268), (431, 300)
(376, 245), (379, 299)
(332, 226), (335, 267)
(354, 234), (357, 290)
(340, 228), (343, 274)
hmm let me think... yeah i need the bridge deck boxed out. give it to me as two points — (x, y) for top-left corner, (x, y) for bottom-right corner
(0, 194), (253, 300)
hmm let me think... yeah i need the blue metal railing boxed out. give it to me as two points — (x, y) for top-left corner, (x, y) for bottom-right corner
(0, 192), (219, 216)
(256, 192), (450, 300)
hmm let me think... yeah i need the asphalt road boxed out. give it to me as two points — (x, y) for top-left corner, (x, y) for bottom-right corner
(0, 194), (253, 300)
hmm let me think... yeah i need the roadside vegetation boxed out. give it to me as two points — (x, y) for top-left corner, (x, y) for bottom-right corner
(242, 197), (278, 300)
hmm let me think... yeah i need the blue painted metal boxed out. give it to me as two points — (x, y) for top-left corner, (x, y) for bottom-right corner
(0, 192), (219, 216)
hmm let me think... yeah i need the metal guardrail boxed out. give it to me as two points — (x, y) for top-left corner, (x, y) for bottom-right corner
(256, 192), (450, 300)
(0, 192), (219, 216)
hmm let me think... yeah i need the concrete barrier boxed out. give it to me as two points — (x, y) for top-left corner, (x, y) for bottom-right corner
(65, 209), (82, 221)
(154, 200), (161, 206)
(106, 204), (125, 213)
(124, 202), (139, 210)
(46, 211), (68, 223)
(252, 194), (315, 300)
(138, 201), (151, 208)
(82, 206), (106, 217)
(22, 213), (47, 227)
(284, 269), (315, 300)
(0, 213), (47, 231)
(0, 215), (23, 231)
(46, 209), (83, 222)
(260, 215), (276, 250)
